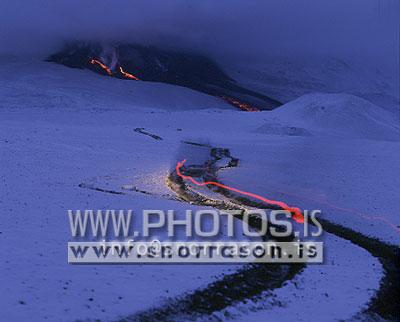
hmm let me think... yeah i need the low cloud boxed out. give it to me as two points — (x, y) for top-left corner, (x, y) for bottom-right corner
(0, 0), (398, 69)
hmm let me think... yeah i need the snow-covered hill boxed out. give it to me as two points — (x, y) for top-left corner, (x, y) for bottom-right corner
(266, 93), (399, 140)
(225, 57), (399, 114)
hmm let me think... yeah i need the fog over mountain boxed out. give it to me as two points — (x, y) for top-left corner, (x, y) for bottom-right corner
(1, 0), (398, 70)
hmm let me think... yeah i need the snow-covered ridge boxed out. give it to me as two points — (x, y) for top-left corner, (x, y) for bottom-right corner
(264, 93), (399, 141)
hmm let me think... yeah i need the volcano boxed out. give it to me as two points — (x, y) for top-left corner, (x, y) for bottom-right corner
(46, 42), (281, 111)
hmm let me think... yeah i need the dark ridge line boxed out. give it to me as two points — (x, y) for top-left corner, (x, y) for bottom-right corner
(79, 182), (179, 202)
(121, 186), (153, 195)
(182, 141), (212, 148)
(134, 128), (163, 141)
(121, 185), (179, 201)
(78, 183), (125, 195)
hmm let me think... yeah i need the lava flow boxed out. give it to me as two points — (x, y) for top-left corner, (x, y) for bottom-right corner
(119, 67), (140, 80)
(176, 159), (304, 223)
(90, 59), (113, 75)
(221, 96), (260, 112)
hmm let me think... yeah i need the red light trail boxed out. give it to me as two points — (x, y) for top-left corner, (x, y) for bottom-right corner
(265, 188), (400, 234)
(90, 59), (113, 75)
(176, 159), (304, 223)
(119, 67), (140, 80)
(311, 197), (400, 234)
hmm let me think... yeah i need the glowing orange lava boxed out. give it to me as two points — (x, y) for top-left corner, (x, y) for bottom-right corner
(119, 67), (140, 80)
(221, 96), (260, 112)
(90, 59), (113, 75)
(176, 159), (304, 223)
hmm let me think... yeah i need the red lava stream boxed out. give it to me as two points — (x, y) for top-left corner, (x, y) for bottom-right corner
(90, 58), (140, 80)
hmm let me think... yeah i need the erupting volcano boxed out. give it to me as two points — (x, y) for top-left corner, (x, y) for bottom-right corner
(47, 42), (282, 111)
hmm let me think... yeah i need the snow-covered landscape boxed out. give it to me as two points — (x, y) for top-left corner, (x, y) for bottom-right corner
(1, 1), (399, 321)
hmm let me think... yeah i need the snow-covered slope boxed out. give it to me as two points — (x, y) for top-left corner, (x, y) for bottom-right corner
(1, 58), (397, 321)
(225, 57), (399, 114)
(0, 58), (231, 112)
(266, 93), (399, 140)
